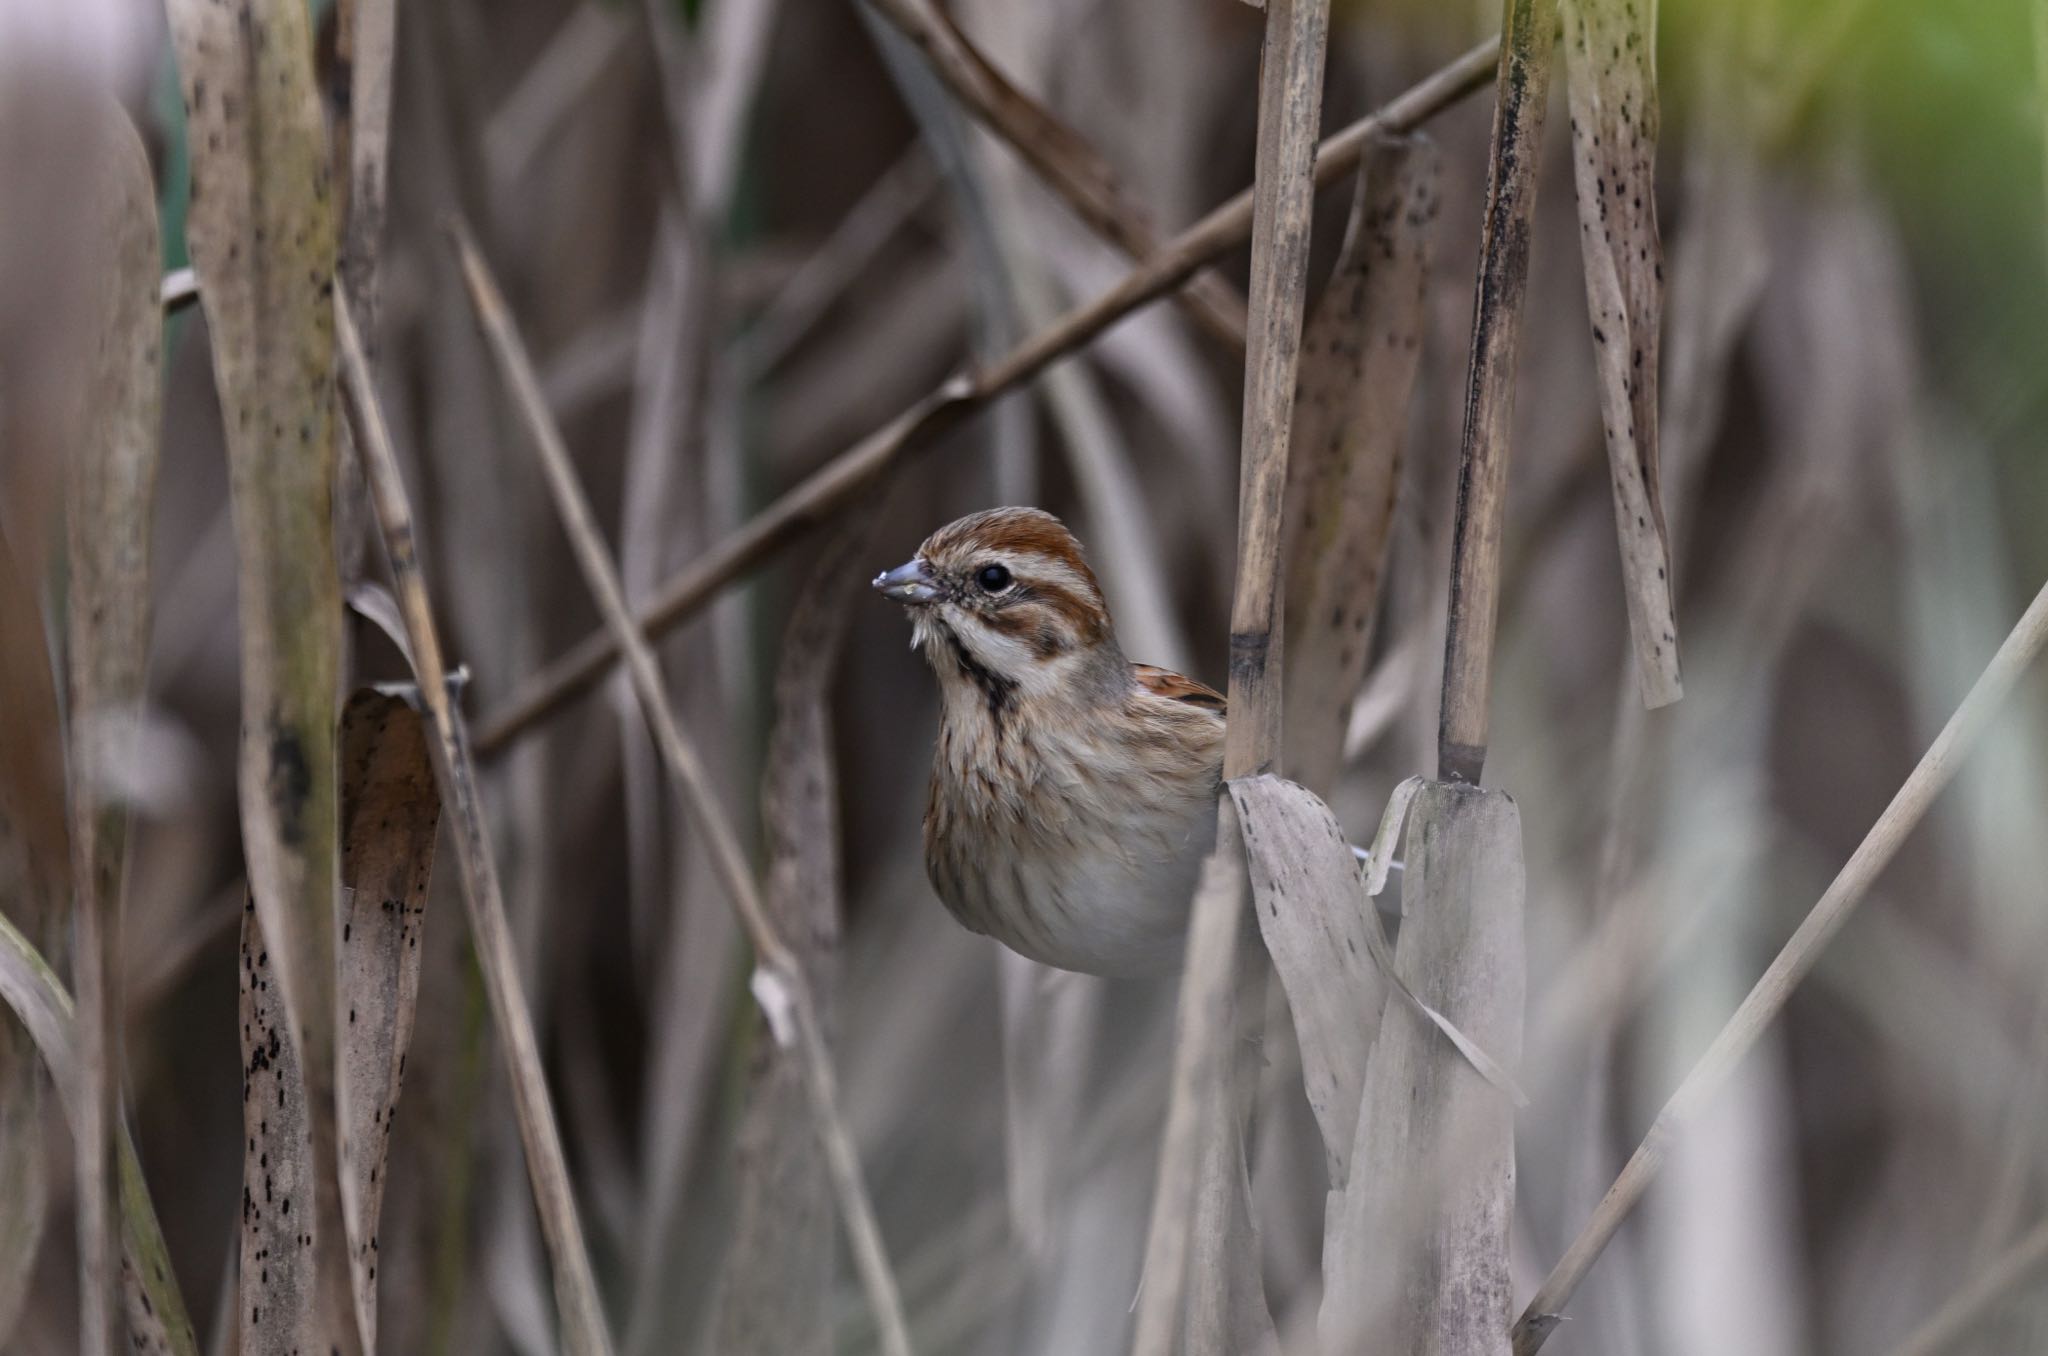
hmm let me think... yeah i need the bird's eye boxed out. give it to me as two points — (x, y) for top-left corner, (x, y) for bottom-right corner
(976, 563), (1013, 594)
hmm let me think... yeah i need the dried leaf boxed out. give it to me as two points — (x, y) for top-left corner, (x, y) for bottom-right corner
(166, 0), (354, 1349)
(66, 100), (164, 1356)
(336, 691), (442, 1351)
(1227, 776), (1387, 1186)
(1323, 781), (1524, 1353)
(1563, 0), (1683, 708)
(1281, 132), (1438, 794)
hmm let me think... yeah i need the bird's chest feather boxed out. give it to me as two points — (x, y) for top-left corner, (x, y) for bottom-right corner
(921, 701), (1220, 974)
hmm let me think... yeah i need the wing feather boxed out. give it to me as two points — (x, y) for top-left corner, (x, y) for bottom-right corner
(1131, 663), (1227, 712)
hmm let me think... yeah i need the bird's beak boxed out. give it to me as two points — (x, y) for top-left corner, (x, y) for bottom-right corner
(873, 558), (943, 604)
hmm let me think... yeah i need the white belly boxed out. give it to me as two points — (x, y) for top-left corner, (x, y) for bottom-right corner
(928, 771), (1219, 976)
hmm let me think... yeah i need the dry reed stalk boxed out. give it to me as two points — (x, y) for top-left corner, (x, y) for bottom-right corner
(0, 912), (198, 1355)
(1134, 2), (1329, 1351)
(1560, 0), (1682, 708)
(1280, 132), (1437, 794)
(65, 102), (162, 1356)
(333, 299), (617, 1356)
(467, 39), (1499, 756)
(862, 0), (1248, 348)
(1439, 0), (1557, 785)
(165, 2), (356, 1349)
(447, 228), (916, 1356)
(1512, 570), (2048, 1352)
(1325, 783), (1523, 1352)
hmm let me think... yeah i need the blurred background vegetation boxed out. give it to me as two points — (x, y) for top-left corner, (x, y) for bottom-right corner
(3, 0), (2048, 1352)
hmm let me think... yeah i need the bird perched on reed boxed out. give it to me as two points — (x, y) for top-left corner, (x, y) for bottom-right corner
(874, 507), (1224, 975)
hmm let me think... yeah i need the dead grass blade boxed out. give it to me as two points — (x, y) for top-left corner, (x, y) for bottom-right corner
(336, 691), (442, 1350)
(467, 40), (1500, 756)
(862, 0), (1248, 348)
(1136, 1), (1330, 1351)
(1322, 781), (1524, 1351)
(713, 521), (870, 1356)
(449, 224), (914, 1356)
(1439, 0), (1558, 784)
(1280, 132), (1437, 794)
(332, 297), (617, 1356)
(1561, 0), (1682, 708)
(165, 3), (356, 1351)
(64, 101), (162, 1356)
(1512, 571), (2048, 1352)
(0, 908), (200, 1355)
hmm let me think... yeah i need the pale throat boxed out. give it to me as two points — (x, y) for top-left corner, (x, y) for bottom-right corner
(915, 611), (1129, 723)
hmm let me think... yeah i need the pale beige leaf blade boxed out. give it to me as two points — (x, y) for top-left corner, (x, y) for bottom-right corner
(66, 99), (164, 1356)
(336, 690), (442, 1352)
(0, 910), (198, 1355)
(1322, 781), (1524, 1353)
(1226, 775), (1386, 1186)
(1563, 0), (1682, 708)
(166, 2), (355, 1350)
(1280, 132), (1438, 794)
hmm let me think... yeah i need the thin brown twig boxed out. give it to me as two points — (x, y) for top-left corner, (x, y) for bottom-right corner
(469, 38), (1500, 757)
(862, 0), (1248, 349)
(1512, 569), (2048, 1353)
(334, 297), (618, 1356)
(447, 223), (917, 1356)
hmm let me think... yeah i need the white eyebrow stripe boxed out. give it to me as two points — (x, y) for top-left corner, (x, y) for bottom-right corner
(1002, 554), (1095, 600)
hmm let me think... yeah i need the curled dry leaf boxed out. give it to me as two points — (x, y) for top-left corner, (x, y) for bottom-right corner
(1562, 0), (1683, 707)
(1323, 781), (1525, 1354)
(336, 690), (442, 1352)
(166, 0), (355, 1349)
(1227, 775), (1387, 1187)
(1281, 131), (1438, 794)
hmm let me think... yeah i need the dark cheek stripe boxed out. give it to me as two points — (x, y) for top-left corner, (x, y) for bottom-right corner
(937, 621), (1018, 724)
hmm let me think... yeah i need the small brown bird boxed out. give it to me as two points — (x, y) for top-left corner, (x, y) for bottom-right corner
(874, 507), (1225, 975)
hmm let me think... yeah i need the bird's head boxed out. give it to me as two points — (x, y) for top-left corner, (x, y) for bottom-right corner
(873, 507), (1125, 708)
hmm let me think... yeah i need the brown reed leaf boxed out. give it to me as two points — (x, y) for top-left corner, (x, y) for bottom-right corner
(336, 691), (441, 1351)
(1281, 131), (1438, 795)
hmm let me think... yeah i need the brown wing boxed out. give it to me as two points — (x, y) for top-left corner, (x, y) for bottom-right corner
(1131, 663), (1227, 713)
